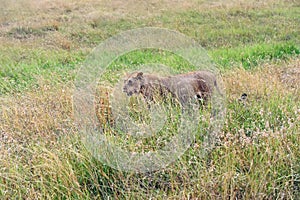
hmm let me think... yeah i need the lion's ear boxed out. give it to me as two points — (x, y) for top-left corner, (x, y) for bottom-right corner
(136, 72), (143, 79)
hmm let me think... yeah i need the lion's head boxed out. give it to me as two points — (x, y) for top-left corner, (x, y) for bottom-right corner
(123, 72), (144, 96)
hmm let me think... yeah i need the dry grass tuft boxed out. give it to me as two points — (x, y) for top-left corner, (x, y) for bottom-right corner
(0, 78), (73, 145)
(223, 58), (300, 101)
(95, 86), (113, 126)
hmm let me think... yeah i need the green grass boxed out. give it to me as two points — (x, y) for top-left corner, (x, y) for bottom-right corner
(210, 42), (300, 69)
(66, 6), (300, 49)
(168, 7), (300, 48)
(0, 47), (84, 94)
(2, 43), (298, 94)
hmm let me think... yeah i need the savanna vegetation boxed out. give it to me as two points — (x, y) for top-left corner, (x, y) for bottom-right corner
(0, 0), (299, 199)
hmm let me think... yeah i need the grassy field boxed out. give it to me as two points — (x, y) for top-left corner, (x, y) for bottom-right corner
(0, 0), (300, 199)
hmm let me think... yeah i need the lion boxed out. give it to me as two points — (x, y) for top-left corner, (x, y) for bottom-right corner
(123, 71), (221, 106)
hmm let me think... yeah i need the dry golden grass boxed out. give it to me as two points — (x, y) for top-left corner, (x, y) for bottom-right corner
(95, 86), (113, 126)
(224, 58), (300, 101)
(0, 78), (73, 145)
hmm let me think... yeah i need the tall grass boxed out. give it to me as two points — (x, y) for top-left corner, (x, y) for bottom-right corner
(1, 57), (299, 199)
(0, 0), (300, 199)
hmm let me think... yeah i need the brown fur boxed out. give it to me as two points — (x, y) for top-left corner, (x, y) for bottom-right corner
(123, 71), (220, 105)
